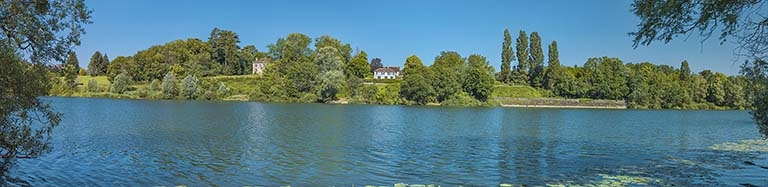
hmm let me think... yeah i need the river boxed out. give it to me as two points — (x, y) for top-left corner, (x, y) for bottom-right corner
(4, 97), (767, 186)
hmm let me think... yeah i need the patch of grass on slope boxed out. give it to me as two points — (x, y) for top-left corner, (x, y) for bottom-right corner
(492, 84), (543, 98)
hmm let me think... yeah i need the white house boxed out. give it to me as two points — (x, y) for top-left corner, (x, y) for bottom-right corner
(373, 67), (400, 79)
(252, 58), (271, 75)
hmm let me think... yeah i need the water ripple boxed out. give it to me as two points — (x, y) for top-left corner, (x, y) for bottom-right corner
(4, 98), (766, 186)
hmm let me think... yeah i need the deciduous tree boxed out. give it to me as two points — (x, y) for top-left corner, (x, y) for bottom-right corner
(347, 51), (370, 79)
(162, 72), (179, 99)
(181, 74), (199, 100)
(315, 47), (345, 102)
(86, 79), (99, 92)
(630, 0), (768, 136)
(111, 72), (132, 94)
(430, 51), (464, 102)
(315, 36), (352, 64)
(400, 55), (434, 104)
(462, 54), (495, 101)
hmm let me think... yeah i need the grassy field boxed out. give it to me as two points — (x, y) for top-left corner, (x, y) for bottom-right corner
(491, 84), (543, 98)
(200, 74), (261, 95)
(76, 76), (111, 88)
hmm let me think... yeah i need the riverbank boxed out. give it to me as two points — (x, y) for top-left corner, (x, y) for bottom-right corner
(496, 97), (627, 109)
(50, 75), (747, 110)
(52, 94), (630, 109)
(500, 104), (626, 109)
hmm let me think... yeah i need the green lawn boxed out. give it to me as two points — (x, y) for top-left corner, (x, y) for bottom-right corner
(200, 74), (261, 95)
(491, 84), (543, 98)
(76, 76), (111, 88)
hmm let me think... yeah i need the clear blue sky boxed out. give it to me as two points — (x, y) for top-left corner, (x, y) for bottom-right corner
(75, 0), (744, 75)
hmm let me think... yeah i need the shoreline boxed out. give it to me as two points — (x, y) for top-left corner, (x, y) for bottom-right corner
(500, 104), (626, 109)
(49, 95), (633, 109)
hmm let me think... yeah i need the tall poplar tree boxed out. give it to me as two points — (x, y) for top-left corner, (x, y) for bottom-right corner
(679, 60), (691, 81)
(514, 30), (530, 84)
(529, 32), (545, 88)
(499, 29), (514, 84)
(544, 41), (561, 90)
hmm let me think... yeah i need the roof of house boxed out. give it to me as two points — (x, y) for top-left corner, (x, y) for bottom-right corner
(254, 58), (271, 64)
(374, 67), (400, 73)
(386, 66), (400, 72)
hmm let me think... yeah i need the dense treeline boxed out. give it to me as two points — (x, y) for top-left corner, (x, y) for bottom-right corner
(496, 28), (748, 110)
(52, 27), (746, 109)
(105, 31), (264, 82)
(253, 33), (495, 105)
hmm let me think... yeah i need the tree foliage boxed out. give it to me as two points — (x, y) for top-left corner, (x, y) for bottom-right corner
(161, 72), (179, 99)
(239, 45), (261, 74)
(209, 28), (242, 75)
(315, 47), (345, 102)
(528, 32), (545, 88)
(63, 52), (80, 89)
(514, 30), (530, 84)
(0, 44), (64, 161)
(113, 38), (217, 82)
(268, 33), (312, 62)
(679, 60), (691, 81)
(400, 55), (434, 104)
(370, 58), (383, 73)
(86, 79), (99, 92)
(111, 72), (132, 94)
(181, 74), (199, 100)
(315, 35), (352, 65)
(87, 51), (109, 76)
(630, 0), (768, 136)
(742, 59), (768, 135)
(149, 79), (161, 91)
(430, 51), (464, 102)
(586, 57), (629, 100)
(544, 41), (562, 90)
(630, 0), (765, 54)
(499, 29), (514, 84)
(106, 56), (137, 81)
(0, 0), (91, 63)
(347, 51), (370, 79)
(462, 54), (495, 101)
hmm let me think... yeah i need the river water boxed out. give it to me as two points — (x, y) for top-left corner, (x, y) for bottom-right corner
(4, 97), (767, 186)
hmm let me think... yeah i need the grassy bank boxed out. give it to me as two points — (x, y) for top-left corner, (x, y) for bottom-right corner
(491, 84), (543, 98)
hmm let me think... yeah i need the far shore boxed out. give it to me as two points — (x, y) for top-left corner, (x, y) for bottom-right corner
(50, 95), (632, 110)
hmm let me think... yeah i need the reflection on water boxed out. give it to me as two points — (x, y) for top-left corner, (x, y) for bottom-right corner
(4, 97), (768, 186)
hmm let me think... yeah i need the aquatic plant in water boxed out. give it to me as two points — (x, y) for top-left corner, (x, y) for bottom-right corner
(710, 139), (768, 152)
